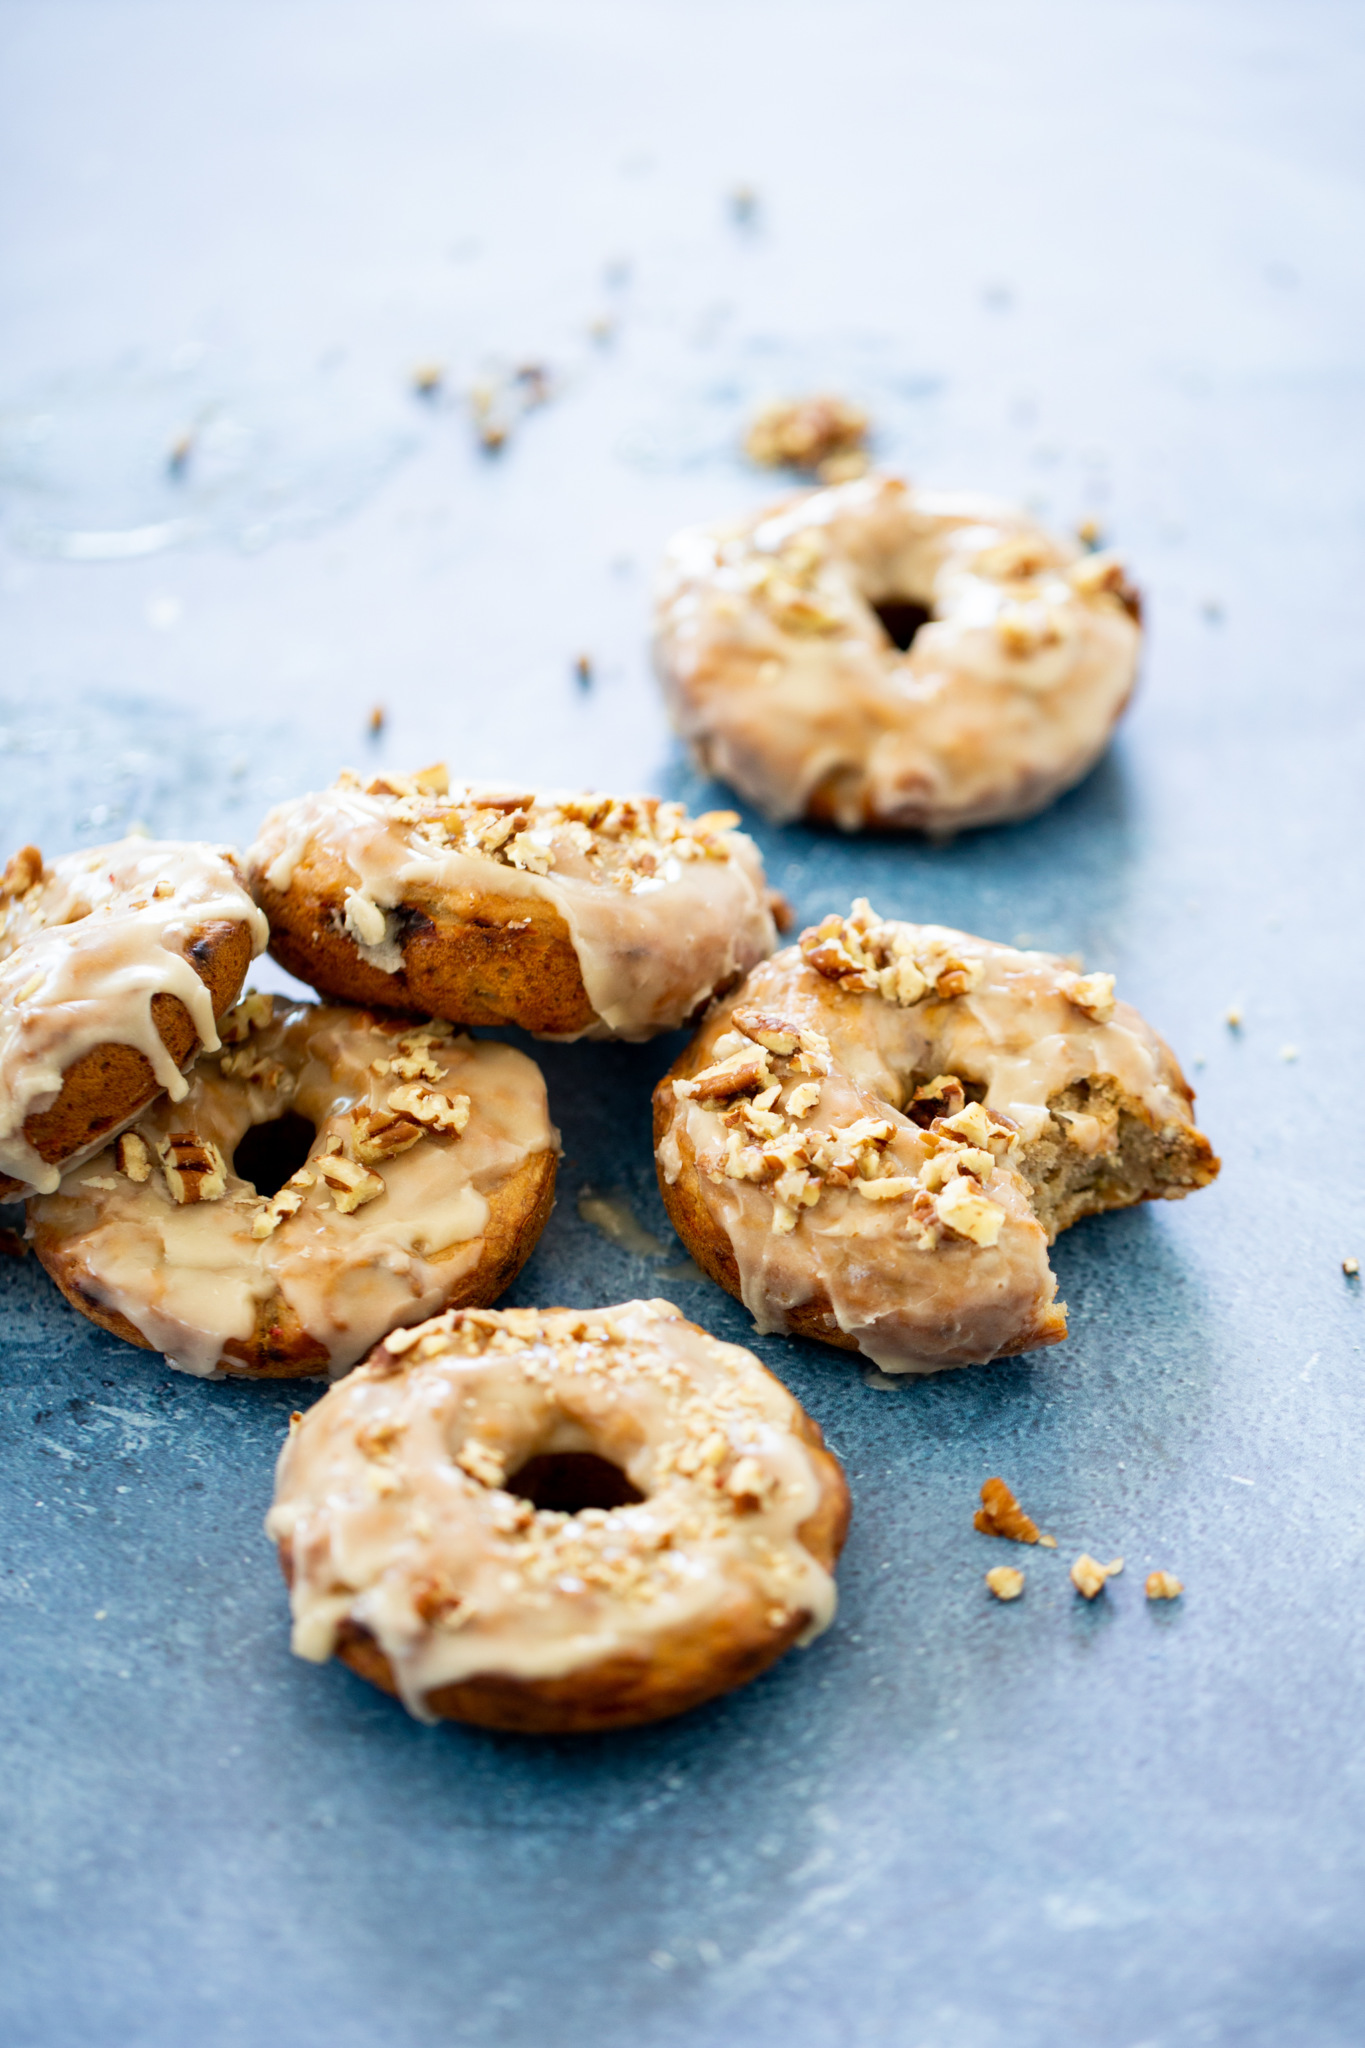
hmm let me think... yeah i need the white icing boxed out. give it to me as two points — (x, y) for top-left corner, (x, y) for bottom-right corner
(267, 1298), (840, 1719)
(249, 778), (778, 1041)
(655, 474), (1141, 831)
(28, 1002), (557, 1378)
(0, 839), (267, 1193)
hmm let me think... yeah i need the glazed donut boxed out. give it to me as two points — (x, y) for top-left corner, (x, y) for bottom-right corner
(654, 473), (1142, 832)
(29, 997), (557, 1378)
(0, 838), (267, 1199)
(267, 1297), (849, 1731)
(248, 767), (779, 1041)
(654, 902), (1218, 1374)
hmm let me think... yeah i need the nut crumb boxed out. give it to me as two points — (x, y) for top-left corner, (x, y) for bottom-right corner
(975, 1476), (1047, 1545)
(1225, 1005), (1243, 1028)
(1070, 1553), (1123, 1599)
(411, 362), (443, 396)
(1145, 1570), (1183, 1601)
(744, 394), (868, 476)
(574, 654), (593, 689)
(1344, 1258), (1360, 1278)
(369, 705), (386, 734)
(986, 1565), (1025, 1601)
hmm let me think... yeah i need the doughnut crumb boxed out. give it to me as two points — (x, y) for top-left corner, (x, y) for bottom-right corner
(1145, 1571), (1183, 1601)
(985, 1565), (1025, 1601)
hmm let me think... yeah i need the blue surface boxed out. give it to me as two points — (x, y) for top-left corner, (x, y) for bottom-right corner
(2, 3), (1364, 2042)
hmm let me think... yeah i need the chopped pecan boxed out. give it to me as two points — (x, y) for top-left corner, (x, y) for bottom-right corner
(909, 1075), (966, 1127)
(352, 1105), (425, 1164)
(114, 1131), (152, 1183)
(386, 1083), (470, 1135)
(158, 1132), (227, 1204)
(317, 1154), (385, 1214)
(0, 844), (42, 898)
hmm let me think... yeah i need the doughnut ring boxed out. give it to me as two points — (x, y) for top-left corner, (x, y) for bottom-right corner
(1, 838), (267, 1198)
(654, 902), (1218, 1374)
(248, 767), (780, 1041)
(267, 1297), (850, 1731)
(654, 473), (1142, 833)
(29, 997), (558, 1378)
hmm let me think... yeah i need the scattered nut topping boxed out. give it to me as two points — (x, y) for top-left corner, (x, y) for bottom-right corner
(1061, 970), (1116, 1025)
(1145, 1571), (1184, 1601)
(333, 771), (745, 895)
(0, 845), (44, 899)
(455, 1438), (506, 1489)
(251, 1169), (315, 1240)
(974, 534), (1056, 582)
(114, 1132), (152, 1183)
(995, 601), (1063, 658)
(908, 1074), (967, 1126)
(218, 990), (274, 1044)
(80, 1176), (119, 1191)
(986, 1565), (1025, 1601)
(317, 1153), (385, 1214)
(1067, 549), (1142, 621)
(676, 1003), (1013, 1250)
(159, 1133), (227, 1205)
(1071, 1554), (1124, 1599)
(800, 902), (984, 1004)
(152, 880), (175, 900)
(351, 1106), (425, 1164)
(975, 1477), (1050, 1546)
(744, 394), (869, 478)
(726, 1454), (777, 1508)
(386, 1083), (471, 1135)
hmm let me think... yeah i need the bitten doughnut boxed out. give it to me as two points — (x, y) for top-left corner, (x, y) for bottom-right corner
(29, 997), (557, 1378)
(267, 1297), (850, 1731)
(249, 767), (779, 1040)
(654, 473), (1142, 832)
(654, 902), (1218, 1374)
(0, 838), (267, 1198)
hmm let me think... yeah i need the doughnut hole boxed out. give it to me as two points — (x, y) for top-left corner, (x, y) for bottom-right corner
(507, 1451), (645, 1514)
(232, 1110), (317, 1198)
(872, 597), (933, 652)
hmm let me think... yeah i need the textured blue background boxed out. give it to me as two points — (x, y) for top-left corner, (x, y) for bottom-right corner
(2, 3), (1364, 2042)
